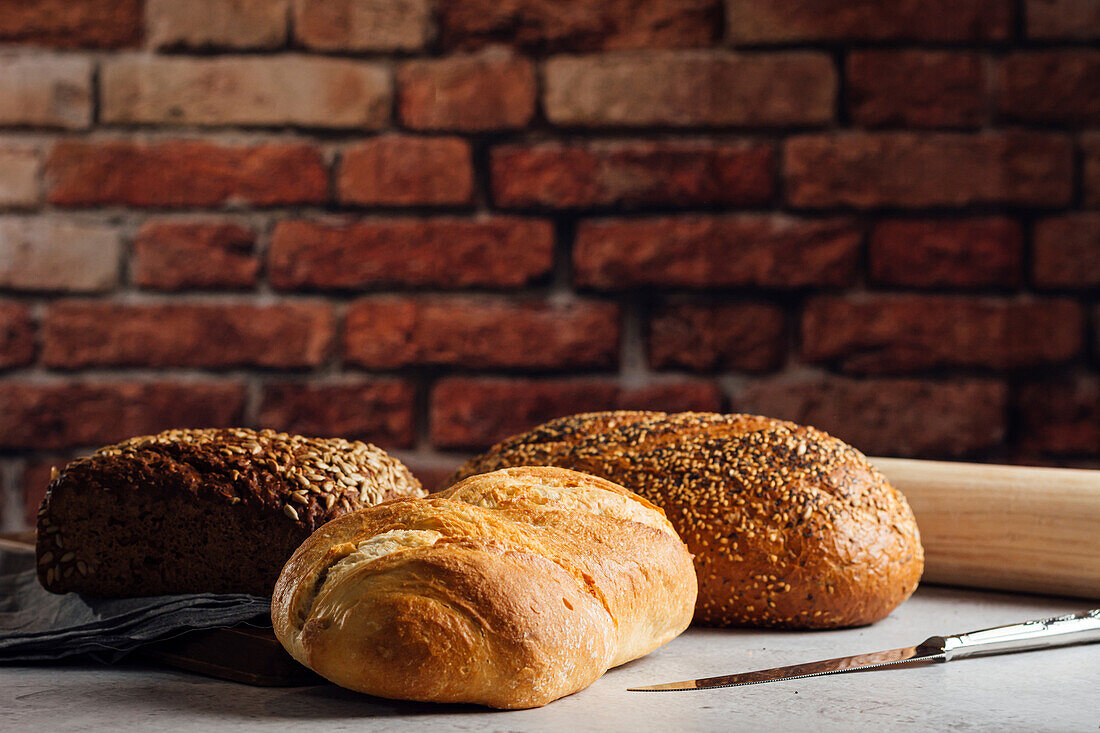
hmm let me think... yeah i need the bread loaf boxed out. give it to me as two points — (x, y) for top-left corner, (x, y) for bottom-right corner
(36, 428), (424, 597)
(449, 411), (923, 629)
(272, 466), (696, 709)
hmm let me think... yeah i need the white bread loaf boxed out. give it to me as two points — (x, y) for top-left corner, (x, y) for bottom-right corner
(271, 466), (697, 708)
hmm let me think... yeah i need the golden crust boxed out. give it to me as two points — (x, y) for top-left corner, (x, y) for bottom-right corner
(271, 466), (697, 709)
(449, 411), (924, 629)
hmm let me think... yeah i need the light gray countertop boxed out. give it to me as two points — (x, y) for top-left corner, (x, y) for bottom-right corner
(1, 586), (1097, 732)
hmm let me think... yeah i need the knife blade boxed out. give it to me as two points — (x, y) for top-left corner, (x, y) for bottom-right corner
(628, 608), (1100, 692)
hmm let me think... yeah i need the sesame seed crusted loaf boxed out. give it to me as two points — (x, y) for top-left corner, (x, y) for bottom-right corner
(36, 428), (424, 597)
(272, 466), (696, 709)
(447, 411), (924, 629)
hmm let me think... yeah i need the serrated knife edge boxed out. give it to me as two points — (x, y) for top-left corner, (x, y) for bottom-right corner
(627, 645), (943, 691)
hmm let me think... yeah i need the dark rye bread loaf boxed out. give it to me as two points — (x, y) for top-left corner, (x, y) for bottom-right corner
(36, 428), (424, 597)
(448, 411), (924, 629)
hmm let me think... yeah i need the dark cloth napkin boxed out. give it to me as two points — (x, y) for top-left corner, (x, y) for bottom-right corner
(0, 545), (271, 662)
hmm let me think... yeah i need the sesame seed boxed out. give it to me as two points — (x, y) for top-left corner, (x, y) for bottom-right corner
(450, 409), (921, 629)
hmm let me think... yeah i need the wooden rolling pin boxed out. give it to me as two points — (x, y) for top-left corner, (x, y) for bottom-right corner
(871, 457), (1100, 600)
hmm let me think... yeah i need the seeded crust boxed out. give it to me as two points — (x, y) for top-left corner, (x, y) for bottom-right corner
(272, 466), (696, 709)
(36, 428), (424, 597)
(447, 411), (924, 629)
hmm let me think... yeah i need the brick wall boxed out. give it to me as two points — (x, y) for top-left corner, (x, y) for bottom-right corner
(2, 0), (1099, 531)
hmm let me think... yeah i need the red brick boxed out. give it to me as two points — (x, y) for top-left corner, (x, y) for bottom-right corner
(0, 0), (142, 48)
(438, 0), (719, 52)
(1086, 135), (1100, 209)
(102, 56), (391, 129)
(147, 0), (288, 49)
(0, 218), (120, 292)
(0, 144), (40, 208)
(725, 0), (1012, 43)
(338, 136), (474, 206)
(870, 218), (1023, 288)
(0, 301), (34, 368)
(491, 141), (773, 209)
(431, 378), (610, 449)
(544, 51), (835, 128)
(785, 132), (1073, 209)
(345, 297), (619, 370)
(1017, 377), (1100, 456)
(133, 221), (259, 291)
(398, 50), (536, 131)
(847, 51), (986, 129)
(1026, 0), (1100, 39)
(430, 377), (721, 449)
(999, 52), (1100, 124)
(1033, 215), (1100, 289)
(617, 382), (724, 414)
(574, 215), (860, 289)
(648, 303), (786, 372)
(400, 456), (464, 493)
(270, 218), (554, 290)
(735, 377), (1007, 458)
(294, 0), (432, 51)
(258, 381), (416, 448)
(802, 296), (1083, 373)
(42, 301), (333, 369)
(0, 381), (246, 449)
(46, 140), (328, 208)
(0, 55), (92, 129)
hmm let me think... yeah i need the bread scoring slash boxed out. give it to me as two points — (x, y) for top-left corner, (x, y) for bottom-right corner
(450, 411), (925, 629)
(272, 466), (697, 709)
(36, 428), (424, 597)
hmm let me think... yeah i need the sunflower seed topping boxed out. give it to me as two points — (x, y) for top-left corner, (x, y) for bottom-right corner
(76, 427), (424, 532)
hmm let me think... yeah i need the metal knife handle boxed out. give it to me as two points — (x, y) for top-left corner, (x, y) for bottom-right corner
(926, 609), (1100, 661)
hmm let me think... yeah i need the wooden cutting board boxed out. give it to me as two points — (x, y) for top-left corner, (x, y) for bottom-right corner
(139, 625), (319, 686)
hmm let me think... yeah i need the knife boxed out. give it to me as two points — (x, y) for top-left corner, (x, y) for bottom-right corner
(629, 608), (1100, 692)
